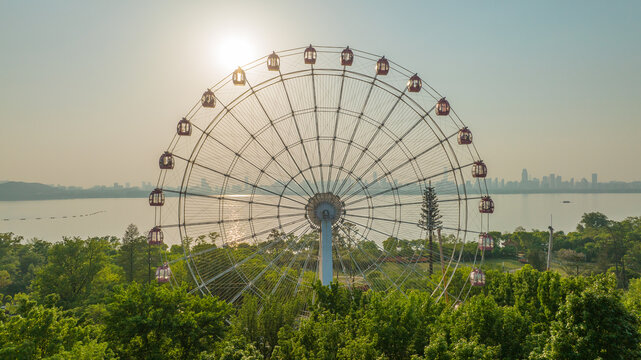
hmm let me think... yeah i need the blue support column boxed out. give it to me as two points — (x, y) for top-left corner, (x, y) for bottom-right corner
(320, 217), (333, 286)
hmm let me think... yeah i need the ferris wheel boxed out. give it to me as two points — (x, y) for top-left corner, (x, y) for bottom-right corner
(148, 45), (494, 306)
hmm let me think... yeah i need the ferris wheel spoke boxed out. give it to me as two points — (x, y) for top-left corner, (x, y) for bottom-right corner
(230, 225), (312, 304)
(331, 74), (378, 194)
(348, 201), (420, 212)
(277, 72), (322, 195)
(338, 222), (455, 297)
(346, 195), (477, 214)
(340, 130), (460, 202)
(345, 212), (463, 236)
(344, 162), (474, 207)
(336, 224), (403, 293)
(333, 240), (354, 292)
(160, 212), (304, 229)
(336, 115), (425, 198)
(177, 154), (307, 207)
(190, 123), (310, 200)
(189, 220), (310, 292)
(310, 65), (326, 193)
(334, 88), (408, 196)
(345, 246), (374, 291)
(325, 67), (347, 194)
(175, 216), (309, 265)
(342, 216), (474, 264)
(268, 227), (315, 297)
(245, 78), (317, 196)
(165, 188), (303, 211)
(293, 238), (316, 295)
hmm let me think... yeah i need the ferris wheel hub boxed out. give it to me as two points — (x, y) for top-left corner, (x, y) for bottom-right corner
(305, 192), (345, 229)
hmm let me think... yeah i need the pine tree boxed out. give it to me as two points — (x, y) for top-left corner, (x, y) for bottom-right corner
(418, 181), (442, 275)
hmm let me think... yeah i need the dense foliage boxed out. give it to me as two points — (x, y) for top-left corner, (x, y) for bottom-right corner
(1, 212), (641, 359)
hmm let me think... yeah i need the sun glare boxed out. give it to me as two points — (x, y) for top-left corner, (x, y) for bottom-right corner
(216, 35), (255, 72)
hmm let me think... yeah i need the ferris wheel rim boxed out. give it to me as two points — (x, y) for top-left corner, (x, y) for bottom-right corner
(153, 44), (492, 305)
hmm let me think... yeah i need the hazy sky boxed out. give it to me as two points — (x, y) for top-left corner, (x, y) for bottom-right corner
(1, 0), (640, 187)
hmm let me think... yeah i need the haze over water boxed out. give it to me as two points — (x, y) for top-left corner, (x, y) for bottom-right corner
(2, 194), (639, 242)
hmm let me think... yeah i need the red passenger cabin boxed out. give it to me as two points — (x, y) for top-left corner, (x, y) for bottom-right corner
(407, 74), (422, 92)
(470, 268), (485, 286)
(376, 56), (389, 75)
(304, 45), (317, 64)
(267, 51), (280, 71)
(156, 263), (171, 283)
(148, 226), (164, 245)
(436, 98), (450, 116)
(149, 188), (165, 207)
(201, 89), (216, 108)
(457, 127), (472, 145)
(478, 233), (494, 251)
(232, 67), (246, 86)
(177, 118), (192, 136)
(472, 160), (487, 178)
(159, 152), (174, 170)
(341, 46), (354, 66)
(479, 196), (494, 214)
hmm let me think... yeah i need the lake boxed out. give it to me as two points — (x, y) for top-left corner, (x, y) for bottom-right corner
(1, 193), (640, 242)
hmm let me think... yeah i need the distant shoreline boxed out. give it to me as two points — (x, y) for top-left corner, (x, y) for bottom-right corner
(2, 191), (641, 202)
(2, 181), (641, 202)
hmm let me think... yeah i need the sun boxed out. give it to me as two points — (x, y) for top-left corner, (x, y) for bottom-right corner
(215, 35), (256, 72)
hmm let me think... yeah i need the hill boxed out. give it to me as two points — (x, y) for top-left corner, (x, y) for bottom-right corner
(0, 181), (148, 201)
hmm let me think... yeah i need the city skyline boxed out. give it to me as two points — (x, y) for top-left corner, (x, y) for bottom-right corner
(3, 166), (640, 198)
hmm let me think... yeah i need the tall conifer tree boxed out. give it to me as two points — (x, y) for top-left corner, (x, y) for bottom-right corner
(418, 181), (442, 275)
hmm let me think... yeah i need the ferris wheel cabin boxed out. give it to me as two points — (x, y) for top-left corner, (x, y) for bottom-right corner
(156, 263), (171, 283)
(201, 89), (216, 108)
(436, 98), (450, 116)
(341, 46), (354, 66)
(177, 118), (192, 136)
(470, 269), (485, 286)
(472, 160), (487, 178)
(148, 226), (164, 245)
(478, 233), (494, 251)
(267, 51), (280, 71)
(479, 196), (494, 214)
(159, 152), (174, 170)
(407, 74), (422, 92)
(457, 127), (472, 145)
(304, 45), (317, 64)
(376, 56), (389, 75)
(232, 67), (246, 86)
(149, 188), (165, 207)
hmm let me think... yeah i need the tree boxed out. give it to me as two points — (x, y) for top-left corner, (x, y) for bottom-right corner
(0, 294), (112, 359)
(556, 249), (586, 276)
(104, 282), (231, 359)
(580, 212), (610, 230)
(624, 278), (641, 329)
(0, 233), (50, 295)
(31, 237), (113, 308)
(540, 279), (641, 359)
(230, 295), (304, 358)
(418, 182), (442, 275)
(117, 224), (148, 283)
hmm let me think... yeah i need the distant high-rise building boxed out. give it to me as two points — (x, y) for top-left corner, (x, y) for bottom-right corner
(521, 169), (528, 185)
(592, 173), (598, 188)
